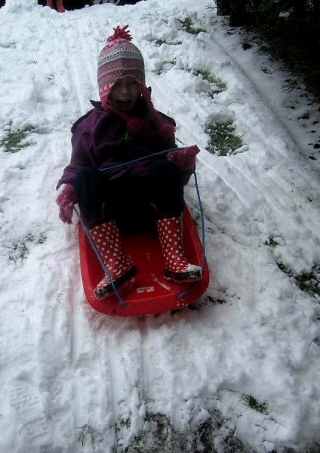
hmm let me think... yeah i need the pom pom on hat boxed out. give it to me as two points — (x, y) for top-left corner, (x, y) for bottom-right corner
(107, 24), (133, 43)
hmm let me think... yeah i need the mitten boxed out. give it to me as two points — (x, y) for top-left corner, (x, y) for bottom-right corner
(167, 145), (200, 171)
(56, 184), (77, 224)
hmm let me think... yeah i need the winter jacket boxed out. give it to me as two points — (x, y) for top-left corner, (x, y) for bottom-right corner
(56, 99), (191, 189)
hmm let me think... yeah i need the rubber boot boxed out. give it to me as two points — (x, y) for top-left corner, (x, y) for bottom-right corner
(157, 216), (202, 283)
(56, 0), (65, 12)
(91, 220), (138, 299)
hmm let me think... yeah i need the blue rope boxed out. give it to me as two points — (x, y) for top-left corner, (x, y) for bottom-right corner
(74, 206), (127, 309)
(177, 169), (206, 300)
(99, 147), (180, 173)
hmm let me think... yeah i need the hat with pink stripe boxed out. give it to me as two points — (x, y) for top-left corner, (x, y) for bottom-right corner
(98, 25), (145, 107)
(98, 25), (175, 138)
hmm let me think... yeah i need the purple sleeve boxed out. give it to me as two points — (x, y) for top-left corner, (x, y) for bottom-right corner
(56, 110), (100, 190)
(56, 132), (91, 189)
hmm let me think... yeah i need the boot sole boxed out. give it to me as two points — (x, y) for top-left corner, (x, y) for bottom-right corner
(95, 266), (138, 299)
(164, 269), (203, 284)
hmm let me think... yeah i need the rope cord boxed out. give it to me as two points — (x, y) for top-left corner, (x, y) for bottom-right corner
(177, 169), (206, 300)
(99, 146), (179, 173)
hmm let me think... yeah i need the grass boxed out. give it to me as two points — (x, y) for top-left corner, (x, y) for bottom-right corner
(243, 394), (268, 415)
(126, 413), (184, 452)
(205, 122), (244, 156)
(77, 424), (103, 447)
(277, 261), (320, 299)
(265, 236), (320, 299)
(75, 409), (247, 452)
(72, 407), (320, 452)
(8, 233), (47, 264)
(0, 122), (38, 153)
(154, 38), (182, 46)
(153, 59), (177, 75)
(193, 69), (227, 97)
(178, 17), (206, 35)
(123, 410), (245, 453)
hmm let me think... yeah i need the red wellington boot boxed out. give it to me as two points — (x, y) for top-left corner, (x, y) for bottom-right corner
(157, 215), (202, 283)
(90, 219), (138, 299)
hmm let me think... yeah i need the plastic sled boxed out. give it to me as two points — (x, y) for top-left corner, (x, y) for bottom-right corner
(78, 205), (210, 316)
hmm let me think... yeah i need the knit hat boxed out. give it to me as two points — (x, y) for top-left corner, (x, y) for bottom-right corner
(97, 25), (175, 137)
(98, 25), (145, 106)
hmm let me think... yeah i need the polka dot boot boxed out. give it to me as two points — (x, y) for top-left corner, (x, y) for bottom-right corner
(90, 220), (138, 299)
(156, 216), (202, 283)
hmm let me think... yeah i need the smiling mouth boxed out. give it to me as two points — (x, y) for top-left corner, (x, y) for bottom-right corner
(117, 100), (132, 110)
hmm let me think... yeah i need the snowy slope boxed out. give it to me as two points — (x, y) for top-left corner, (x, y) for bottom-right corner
(0, 1), (320, 452)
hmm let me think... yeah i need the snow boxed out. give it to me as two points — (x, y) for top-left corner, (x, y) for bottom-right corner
(0, 0), (320, 451)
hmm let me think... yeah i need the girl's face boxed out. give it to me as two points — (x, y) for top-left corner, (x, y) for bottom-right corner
(109, 77), (140, 112)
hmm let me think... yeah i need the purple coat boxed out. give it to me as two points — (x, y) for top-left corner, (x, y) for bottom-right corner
(56, 100), (184, 189)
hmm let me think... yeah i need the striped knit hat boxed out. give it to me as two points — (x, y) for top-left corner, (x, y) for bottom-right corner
(98, 25), (145, 107)
(97, 25), (175, 137)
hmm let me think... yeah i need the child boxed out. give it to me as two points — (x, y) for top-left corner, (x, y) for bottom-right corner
(56, 25), (202, 299)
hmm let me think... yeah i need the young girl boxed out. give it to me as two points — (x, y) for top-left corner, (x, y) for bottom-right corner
(57, 25), (202, 299)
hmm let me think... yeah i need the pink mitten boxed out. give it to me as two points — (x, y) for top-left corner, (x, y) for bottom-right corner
(167, 145), (200, 171)
(56, 184), (77, 224)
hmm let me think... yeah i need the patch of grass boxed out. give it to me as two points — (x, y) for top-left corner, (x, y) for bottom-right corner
(8, 232), (47, 264)
(194, 69), (227, 93)
(125, 413), (185, 453)
(154, 38), (182, 46)
(204, 295), (228, 305)
(276, 261), (320, 299)
(193, 69), (227, 97)
(183, 295), (228, 312)
(265, 235), (281, 248)
(178, 17), (206, 35)
(153, 59), (177, 75)
(205, 122), (244, 156)
(123, 409), (247, 453)
(77, 424), (103, 447)
(293, 265), (320, 299)
(116, 416), (131, 431)
(0, 122), (38, 153)
(74, 408), (250, 452)
(243, 394), (268, 415)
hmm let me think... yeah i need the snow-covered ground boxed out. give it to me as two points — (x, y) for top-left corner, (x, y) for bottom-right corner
(0, 0), (320, 451)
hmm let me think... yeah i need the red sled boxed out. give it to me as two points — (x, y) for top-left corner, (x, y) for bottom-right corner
(78, 205), (210, 316)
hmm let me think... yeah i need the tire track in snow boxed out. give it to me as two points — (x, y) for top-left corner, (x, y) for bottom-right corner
(58, 13), (94, 115)
(103, 322), (147, 449)
(50, 5), (106, 418)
